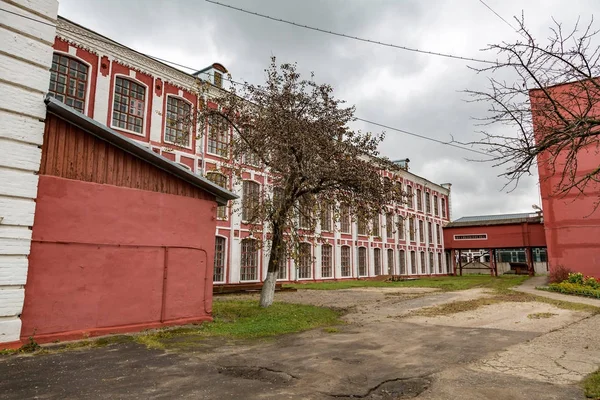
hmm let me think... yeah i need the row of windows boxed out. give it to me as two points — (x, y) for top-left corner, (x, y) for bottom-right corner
(49, 53), (195, 146)
(407, 185), (447, 217)
(213, 237), (445, 282)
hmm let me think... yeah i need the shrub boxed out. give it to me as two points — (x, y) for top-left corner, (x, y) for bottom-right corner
(567, 272), (585, 285)
(546, 282), (600, 299)
(584, 276), (599, 289)
(549, 264), (572, 283)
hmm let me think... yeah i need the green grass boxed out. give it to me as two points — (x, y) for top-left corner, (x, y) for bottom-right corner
(583, 369), (600, 399)
(285, 275), (529, 292)
(541, 282), (600, 299)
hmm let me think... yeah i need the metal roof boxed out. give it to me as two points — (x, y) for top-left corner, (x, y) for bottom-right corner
(45, 97), (238, 205)
(446, 212), (543, 228)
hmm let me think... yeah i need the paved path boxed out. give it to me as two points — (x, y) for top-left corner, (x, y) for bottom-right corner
(514, 275), (600, 307)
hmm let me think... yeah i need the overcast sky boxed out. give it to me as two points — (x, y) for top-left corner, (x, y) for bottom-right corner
(57, 0), (599, 220)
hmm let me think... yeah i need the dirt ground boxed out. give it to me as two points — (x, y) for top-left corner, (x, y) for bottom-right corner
(1, 286), (599, 399)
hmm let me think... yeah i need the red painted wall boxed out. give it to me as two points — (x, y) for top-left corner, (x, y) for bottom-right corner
(531, 83), (600, 278)
(21, 175), (216, 343)
(443, 223), (546, 250)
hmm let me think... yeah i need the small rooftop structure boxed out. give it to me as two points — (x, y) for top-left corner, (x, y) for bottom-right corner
(392, 158), (410, 170)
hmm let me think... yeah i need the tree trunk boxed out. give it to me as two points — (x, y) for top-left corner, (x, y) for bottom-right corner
(259, 221), (284, 308)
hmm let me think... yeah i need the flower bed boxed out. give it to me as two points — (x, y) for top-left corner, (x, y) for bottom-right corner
(543, 272), (600, 299)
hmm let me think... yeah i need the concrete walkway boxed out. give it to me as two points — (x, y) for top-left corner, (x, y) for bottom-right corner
(514, 275), (600, 307)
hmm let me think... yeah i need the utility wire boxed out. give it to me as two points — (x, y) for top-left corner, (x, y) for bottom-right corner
(0, 7), (490, 157)
(205, 0), (500, 65)
(477, 0), (527, 39)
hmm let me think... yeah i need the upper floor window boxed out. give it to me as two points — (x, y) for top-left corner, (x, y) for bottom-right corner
(397, 216), (405, 240)
(214, 71), (223, 88)
(441, 198), (447, 218)
(112, 77), (145, 134)
(207, 172), (228, 220)
(425, 192), (431, 214)
(242, 180), (260, 222)
(372, 215), (380, 237)
(419, 220), (425, 242)
(434, 195), (439, 216)
(406, 185), (414, 208)
(428, 221), (433, 243)
(386, 213), (394, 238)
(49, 53), (88, 113)
(416, 189), (423, 211)
(340, 206), (351, 234)
(320, 204), (332, 232)
(357, 218), (368, 236)
(165, 96), (192, 146)
(298, 197), (313, 229)
(208, 115), (229, 157)
(409, 217), (415, 241)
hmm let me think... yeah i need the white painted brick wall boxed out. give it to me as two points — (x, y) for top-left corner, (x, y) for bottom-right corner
(0, 0), (58, 345)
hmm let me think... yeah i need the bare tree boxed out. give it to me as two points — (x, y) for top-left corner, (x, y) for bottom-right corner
(465, 16), (600, 203)
(196, 58), (404, 307)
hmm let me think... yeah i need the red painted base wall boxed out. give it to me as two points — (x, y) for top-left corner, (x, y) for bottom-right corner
(21, 176), (217, 343)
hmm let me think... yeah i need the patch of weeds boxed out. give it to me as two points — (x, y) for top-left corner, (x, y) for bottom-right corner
(0, 348), (16, 356)
(285, 275), (529, 292)
(19, 336), (41, 353)
(323, 327), (340, 333)
(527, 312), (557, 319)
(408, 290), (600, 317)
(583, 368), (600, 399)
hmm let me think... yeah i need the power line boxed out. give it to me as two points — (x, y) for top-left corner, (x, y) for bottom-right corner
(0, 7), (490, 157)
(477, 0), (527, 39)
(354, 118), (490, 157)
(205, 0), (500, 66)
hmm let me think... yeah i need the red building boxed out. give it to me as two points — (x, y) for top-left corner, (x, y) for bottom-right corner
(15, 98), (236, 347)
(49, 16), (452, 285)
(531, 82), (600, 278)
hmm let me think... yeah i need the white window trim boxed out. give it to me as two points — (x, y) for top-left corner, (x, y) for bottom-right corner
(51, 51), (93, 116)
(241, 179), (261, 224)
(206, 114), (230, 158)
(164, 94), (194, 150)
(454, 234), (488, 240)
(110, 73), (149, 138)
(213, 235), (228, 284)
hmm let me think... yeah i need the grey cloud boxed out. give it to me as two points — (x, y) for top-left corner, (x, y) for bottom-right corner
(57, 0), (600, 219)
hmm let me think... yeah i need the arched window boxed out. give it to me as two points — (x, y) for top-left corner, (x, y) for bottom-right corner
(374, 248), (382, 275)
(298, 243), (312, 279)
(387, 249), (394, 275)
(242, 180), (260, 222)
(213, 237), (226, 282)
(358, 247), (367, 276)
(165, 96), (192, 146)
(112, 76), (146, 134)
(49, 53), (88, 113)
(321, 244), (332, 278)
(399, 250), (406, 275)
(240, 239), (258, 281)
(340, 246), (351, 277)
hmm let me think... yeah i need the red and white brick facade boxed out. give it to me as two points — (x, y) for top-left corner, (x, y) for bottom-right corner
(50, 16), (451, 285)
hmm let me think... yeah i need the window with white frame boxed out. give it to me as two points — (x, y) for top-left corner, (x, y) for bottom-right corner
(277, 245), (287, 280)
(374, 248), (382, 275)
(418, 220), (424, 242)
(425, 192), (431, 214)
(441, 198), (447, 218)
(358, 247), (367, 276)
(399, 250), (406, 274)
(357, 218), (368, 236)
(213, 236), (226, 282)
(240, 239), (258, 281)
(242, 181), (260, 222)
(410, 251), (417, 274)
(407, 185), (414, 208)
(386, 213), (394, 238)
(387, 249), (394, 274)
(428, 221), (433, 243)
(398, 216), (405, 240)
(417, 189), (423, 211)
(372, 215), (380, 237)
(321, 244), (333, 278)
(420, 251), (426, 274)
(437, 252), (443, 274)
(409, 218), (415, 242)
(429, 252), (435, 274)
(208, 115), (229, 157)
(49, 53), (88, 113)
(298, 243), (312, 279)
(340, 206), (351, 234)
(165, 96), (192, 146)
(320, 204), (332, 232)
(434, 195), (439, 216)
(298, 196), (313, 229)
(206, 172), (228, 220)
(436, 224), (441, 245)
(341, 246), (351, 277)
(112, 77), (145, 134)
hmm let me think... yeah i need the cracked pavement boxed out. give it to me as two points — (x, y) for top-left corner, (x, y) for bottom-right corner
(0, 286), (597, 399)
